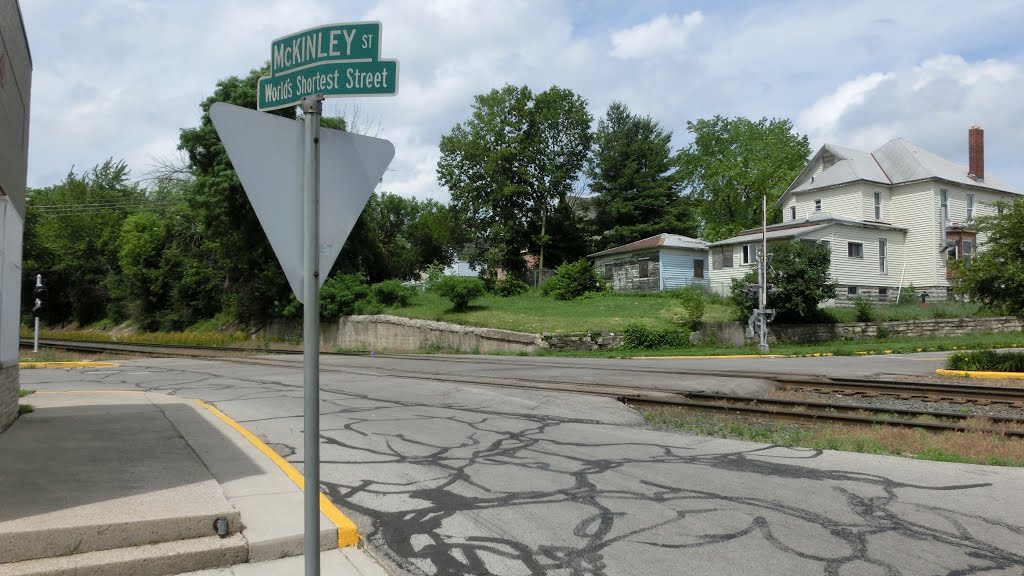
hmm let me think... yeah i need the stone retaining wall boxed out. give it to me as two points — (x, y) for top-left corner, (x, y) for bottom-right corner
(770, 316), (1024, 343)
(0, 364), (19, 431)
(544, 331), (625, 352)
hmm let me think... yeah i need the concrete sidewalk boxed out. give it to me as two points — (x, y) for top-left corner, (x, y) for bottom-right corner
(0, 391), (387, 576)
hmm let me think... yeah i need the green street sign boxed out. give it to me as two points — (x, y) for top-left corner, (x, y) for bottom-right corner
(257, 21), (399, 111)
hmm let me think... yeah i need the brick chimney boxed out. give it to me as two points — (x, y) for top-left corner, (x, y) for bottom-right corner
(968, 126), (984, 181)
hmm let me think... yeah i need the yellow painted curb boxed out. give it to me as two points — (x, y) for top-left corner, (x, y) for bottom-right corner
(19, 361), (120, 368)
(936, 368), (1024, 380)
(194, 400), (360, 548)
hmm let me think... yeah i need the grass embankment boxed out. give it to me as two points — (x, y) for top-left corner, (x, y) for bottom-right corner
(387, 290), (735, 334)
(644, 407), (1024, 466)
(21, 327), (251, 347)
(826, 302), (988, 322)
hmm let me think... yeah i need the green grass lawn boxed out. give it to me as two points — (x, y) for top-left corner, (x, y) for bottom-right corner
(824, 301), (989, 322)
(383, 289), (735, 334)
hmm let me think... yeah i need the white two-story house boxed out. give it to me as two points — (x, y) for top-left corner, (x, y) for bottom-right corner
(708, 127), (1019, 302)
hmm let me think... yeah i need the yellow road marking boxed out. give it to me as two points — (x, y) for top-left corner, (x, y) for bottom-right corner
(194, 400), (360, 548)
(19, 361), (120, 368)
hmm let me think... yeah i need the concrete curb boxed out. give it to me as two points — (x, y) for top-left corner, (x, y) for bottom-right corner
(935, 368), (1024, 380)
(194, 401), (361, 548)
(18, 362), (120, 369)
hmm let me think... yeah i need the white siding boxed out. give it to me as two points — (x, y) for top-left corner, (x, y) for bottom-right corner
(0, 199), (22, 365)
(886, 181), (939, 289)
(792, 185), (863, 221)
(800, 225), (906, 289)
(708, 244), (755, 295)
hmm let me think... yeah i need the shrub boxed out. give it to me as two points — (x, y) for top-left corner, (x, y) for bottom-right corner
(672, 286), (707, 330)
(729, 241), (836, 324)
(372, 279), (415, 307)
(319, 274), (373, 318)
(852, 296), (875, 322)
(432, 276), (486, 311)
(493, 276), (529, 297)
(947, 350), (1024, 372)
(542, 259), (605, 300)
(897, 284), (918, 305)
(622, 323), (690, 349)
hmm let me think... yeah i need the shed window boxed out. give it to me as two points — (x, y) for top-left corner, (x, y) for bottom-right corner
(604, 264), (613, 281)
(848, 242), (863, 258)
(638, 259), (649, 278)
(693, 259), (704, 279)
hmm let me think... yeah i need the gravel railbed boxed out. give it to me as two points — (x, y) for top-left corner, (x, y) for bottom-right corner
(780, 390), (1024, 420)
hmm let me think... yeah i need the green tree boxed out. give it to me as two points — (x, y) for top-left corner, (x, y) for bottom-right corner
(589, 101), (696, 250)
(23, 160), (147, 325)
(677, 116), (810, 242)
(951, 199), (1024, 315)
(437, 84), (592, 274)
(178, 65), (297, 324)
(729, 241), (836, 323)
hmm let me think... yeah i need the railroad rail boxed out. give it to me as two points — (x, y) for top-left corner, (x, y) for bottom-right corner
(23, 338), (1024, 436)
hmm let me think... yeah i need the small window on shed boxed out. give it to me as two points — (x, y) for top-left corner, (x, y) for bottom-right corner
(693, 259), (705, 279)
(638, 259), (649, 278)
(604, 264), (613, 281)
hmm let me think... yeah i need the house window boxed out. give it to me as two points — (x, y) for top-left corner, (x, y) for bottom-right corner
(712, 247), (733, 270)
(848, 242), (863, 258)
(998, 205), (1004, 216)
(821, 240), (831, 253)
(967, 193), (975, 220)
(962, 240), (974, 265)
(638, 259), (649, 278)
(742, 243), (758, 265)
(873, 191), (882, 220)
(693, 259), (705, 279)
(848, 286), (859, 295)
(878, 239), (888, 274)
(878, 287), (889, 297)
(604, 264), (613, 280)
(940, 188), (948, 221)
(814, 199), (822, 212)
(790, 206), (796, 220)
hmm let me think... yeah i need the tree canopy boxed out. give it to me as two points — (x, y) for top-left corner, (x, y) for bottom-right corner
(952, 199), (1024, 315)
(730, 240), (836, 323)
(588, 101), (696, 250)
(677, 116), (810, 242)
(437, 84), (592, 273)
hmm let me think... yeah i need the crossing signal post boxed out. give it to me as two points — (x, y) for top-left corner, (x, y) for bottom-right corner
(33, 274), (46, 353)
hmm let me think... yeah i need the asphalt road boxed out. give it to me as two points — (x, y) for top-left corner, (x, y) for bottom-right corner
(21, 353), (1023, 576)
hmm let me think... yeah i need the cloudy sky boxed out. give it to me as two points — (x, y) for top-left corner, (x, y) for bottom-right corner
(20, 0), (1024, 199)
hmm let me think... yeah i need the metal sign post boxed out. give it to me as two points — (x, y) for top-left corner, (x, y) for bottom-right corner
(300, 94), (323, 576)
(210, 21), (399, 576)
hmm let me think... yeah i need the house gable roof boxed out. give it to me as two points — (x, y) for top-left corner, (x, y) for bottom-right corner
(588, 233), (708, 258)
(780, 138), (1019, 206)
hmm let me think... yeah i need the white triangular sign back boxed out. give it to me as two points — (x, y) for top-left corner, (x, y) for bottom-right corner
(209, 102), (395, 302)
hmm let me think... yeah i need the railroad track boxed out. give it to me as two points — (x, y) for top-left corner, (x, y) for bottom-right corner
(23, 338), (1024, 436)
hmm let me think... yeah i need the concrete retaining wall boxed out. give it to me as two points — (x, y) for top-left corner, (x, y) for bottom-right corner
(770, 316), (1024, 343)
(0, 364), (19, 431)
(337, 315), (545, 354)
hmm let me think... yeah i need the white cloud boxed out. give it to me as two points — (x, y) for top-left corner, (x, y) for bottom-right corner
(18, 1), (1024, 198)
(798, 73), (893, 144)
(610, 12), (704, 60)
(795, 54), (1024, 183)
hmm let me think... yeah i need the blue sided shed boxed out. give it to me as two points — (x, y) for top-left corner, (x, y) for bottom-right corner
(588, 233), (710, 292)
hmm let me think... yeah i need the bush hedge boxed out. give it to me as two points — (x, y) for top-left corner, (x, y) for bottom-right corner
(432, 276), (486, 311)
(947, 350), (1024, 373)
